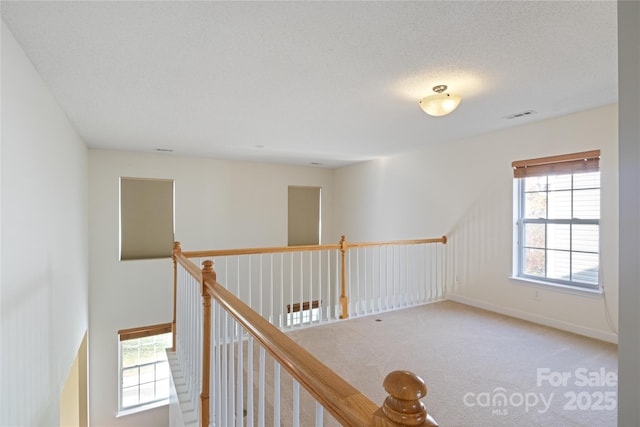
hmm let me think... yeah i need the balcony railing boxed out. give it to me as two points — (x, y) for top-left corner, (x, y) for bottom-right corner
(170, 235), (446, 426)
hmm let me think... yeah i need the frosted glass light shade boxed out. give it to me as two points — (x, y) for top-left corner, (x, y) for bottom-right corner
(419, 92), (462, 116)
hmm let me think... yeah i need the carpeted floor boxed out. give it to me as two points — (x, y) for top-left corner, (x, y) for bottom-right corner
(286, 301), (618, 427)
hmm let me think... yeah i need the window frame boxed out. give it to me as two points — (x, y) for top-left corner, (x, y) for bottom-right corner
(512, 150), (601, 292)
(516, 174), (600, 290)
(117, 323), (173, 416)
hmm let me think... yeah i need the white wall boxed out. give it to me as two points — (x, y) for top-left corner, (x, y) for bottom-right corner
(88, 149), (334, 427)
(334, 104), (619, 343)
(1, 21), (89, 426)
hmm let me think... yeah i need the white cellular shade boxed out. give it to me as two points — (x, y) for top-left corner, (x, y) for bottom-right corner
(288, 186), (321, 246)
(120, 178), (174, 260)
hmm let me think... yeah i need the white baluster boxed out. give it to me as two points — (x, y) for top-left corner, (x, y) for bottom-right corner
(247, 336), (254, 427)
(229, 316), (235, 426)
(236, 327), (244, 427)
(289, 253), (294, 327)
(258, 347), (265, 427)
(221, 311), (228, 427)
(269, 253), (274, 326)
(259, 255), (263, 317)
(293, 380), (300, 427)
(315, 401), (323, 427)
(246, 255), (252, 310)
(273, 362), (281, 427)
(298, 252), (303, 326)
(279, 253), (284, 329)
(215, 307), (221, 426)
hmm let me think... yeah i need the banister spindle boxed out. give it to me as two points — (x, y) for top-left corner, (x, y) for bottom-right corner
(172, 241), (182, 351)
(373, 370), (438, 426)
(200, 260), (216, 427)
(339, 235), (349, 319)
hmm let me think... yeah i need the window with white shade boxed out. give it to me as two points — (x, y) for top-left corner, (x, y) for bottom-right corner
(119, 177), (174, 261)
(288, 186), (321, 246)
(513, 151), (600, 290)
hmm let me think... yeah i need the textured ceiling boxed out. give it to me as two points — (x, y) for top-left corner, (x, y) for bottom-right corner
(1, 1), (618, 168)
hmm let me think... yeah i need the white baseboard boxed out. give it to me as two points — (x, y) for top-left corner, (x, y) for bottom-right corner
(446, 293), (618, 344)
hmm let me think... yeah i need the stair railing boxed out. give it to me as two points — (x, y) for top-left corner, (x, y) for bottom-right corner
(171, 235), (445, 426)
(173, 249), (439, 426)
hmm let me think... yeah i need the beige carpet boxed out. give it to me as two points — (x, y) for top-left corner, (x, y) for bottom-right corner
(286, 301), (618, 427)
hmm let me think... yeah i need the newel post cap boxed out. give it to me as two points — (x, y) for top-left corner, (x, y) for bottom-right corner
(377, 370), (437, 426)
(173, 241), (182, 256)
(202, 260), (215, 275)
(383, 370), (427, 400)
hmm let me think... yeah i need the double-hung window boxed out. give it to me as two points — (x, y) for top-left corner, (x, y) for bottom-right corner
(513, 150), (601, 290)
(117, 323), (172, 415)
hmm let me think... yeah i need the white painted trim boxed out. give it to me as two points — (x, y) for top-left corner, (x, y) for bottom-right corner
(446, 293), (618, 344)
(509, 276), (603, 298)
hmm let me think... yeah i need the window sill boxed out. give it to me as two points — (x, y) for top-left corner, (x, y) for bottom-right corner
(117, 399), (168, 417)
(509, 276), (603, 298)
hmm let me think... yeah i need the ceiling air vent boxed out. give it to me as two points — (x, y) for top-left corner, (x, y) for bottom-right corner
(503, 110), (537, 120)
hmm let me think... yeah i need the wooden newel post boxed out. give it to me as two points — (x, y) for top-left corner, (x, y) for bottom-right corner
(200, 260), (216, 427)
(373, 370), (438, 427)
(339, 235), (349, 319)
(172, 241), (182, 352)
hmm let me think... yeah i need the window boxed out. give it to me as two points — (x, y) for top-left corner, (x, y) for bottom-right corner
(513, 150), (600, 290)
(288, 186), (321, 246)
(117, 324), (172, 415)
(120, 177), (174, 260)
(286, 300), (321, 326)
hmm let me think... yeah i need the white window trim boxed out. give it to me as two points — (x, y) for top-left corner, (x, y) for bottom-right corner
(509, 275), (603, 298)
(116, 397), (168, 418)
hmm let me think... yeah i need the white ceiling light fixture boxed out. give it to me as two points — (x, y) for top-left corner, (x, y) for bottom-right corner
(419, 85), (462, 117)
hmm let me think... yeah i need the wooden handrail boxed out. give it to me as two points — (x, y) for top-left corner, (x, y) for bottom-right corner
(347, 236), (447, 249)
(175, 252), (203, 281)
(182, 243), (340, 258)
(181, 237), (446, 259)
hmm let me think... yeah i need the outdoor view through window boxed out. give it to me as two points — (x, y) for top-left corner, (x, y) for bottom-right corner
(518, 171), (600, 289)
(119, 332), (172, 412)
